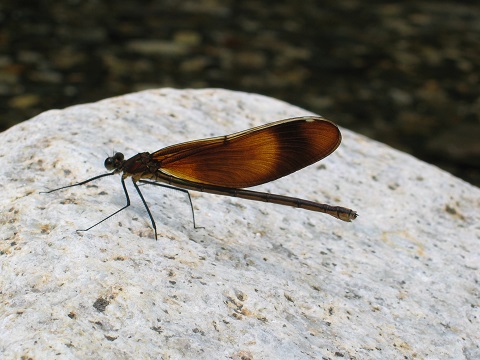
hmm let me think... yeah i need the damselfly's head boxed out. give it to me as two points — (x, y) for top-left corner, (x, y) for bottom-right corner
(104, 152), (125, 172)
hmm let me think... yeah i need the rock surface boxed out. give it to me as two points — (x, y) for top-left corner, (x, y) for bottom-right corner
(0, 88), (478, 359)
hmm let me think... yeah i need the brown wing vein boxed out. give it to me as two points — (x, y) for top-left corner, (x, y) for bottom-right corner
(152, 116), (341, 188)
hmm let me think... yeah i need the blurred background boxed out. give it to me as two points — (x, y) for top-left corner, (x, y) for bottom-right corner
(1, 0), (479, 186)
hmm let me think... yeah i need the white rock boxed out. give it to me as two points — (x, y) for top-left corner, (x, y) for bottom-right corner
(0, 88), (478, 359)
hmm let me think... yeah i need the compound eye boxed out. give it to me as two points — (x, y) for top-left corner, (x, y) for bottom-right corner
(104, 157), (115, 170)
(114, 152), (124, 161)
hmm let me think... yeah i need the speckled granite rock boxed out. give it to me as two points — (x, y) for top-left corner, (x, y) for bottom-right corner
(0, 89), (478, 359)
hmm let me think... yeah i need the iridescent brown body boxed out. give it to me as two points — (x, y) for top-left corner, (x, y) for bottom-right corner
(45, 116), (357, 239)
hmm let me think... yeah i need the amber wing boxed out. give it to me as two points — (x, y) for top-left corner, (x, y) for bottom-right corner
(151, 116), (342, 188)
